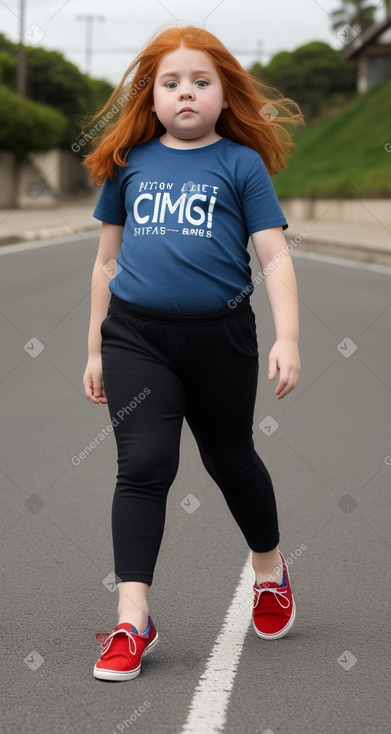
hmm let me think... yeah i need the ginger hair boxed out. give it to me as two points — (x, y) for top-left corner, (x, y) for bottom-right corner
(82, 25), (304, 184)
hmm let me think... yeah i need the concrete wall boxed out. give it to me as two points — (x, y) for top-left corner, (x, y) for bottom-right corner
(1, 150), (390, 225)
(0, 152), (19, 208)
(0, 149), (94, 208)
(280, 197), (391, 227)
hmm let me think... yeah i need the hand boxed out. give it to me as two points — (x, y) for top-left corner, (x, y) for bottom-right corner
(83, 354), (107, 404)
(268, 338), (300, 399)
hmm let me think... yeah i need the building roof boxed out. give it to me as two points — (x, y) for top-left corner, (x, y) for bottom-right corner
(342, 17), (391, 59)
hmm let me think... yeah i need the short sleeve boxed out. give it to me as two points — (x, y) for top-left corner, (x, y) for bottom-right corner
(93, 167), (127, 225)
(241, 156), (288, 234)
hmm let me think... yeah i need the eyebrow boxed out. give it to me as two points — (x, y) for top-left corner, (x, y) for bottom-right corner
(158, 70), (213, 78)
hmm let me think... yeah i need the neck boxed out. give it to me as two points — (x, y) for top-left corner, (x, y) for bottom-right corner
(159, 131), (222, 149)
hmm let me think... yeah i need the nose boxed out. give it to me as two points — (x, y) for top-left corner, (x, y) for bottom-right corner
(178, 85), (195, 100)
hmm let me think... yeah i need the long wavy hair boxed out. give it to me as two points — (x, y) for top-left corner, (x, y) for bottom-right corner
(82, 25), (304, 184)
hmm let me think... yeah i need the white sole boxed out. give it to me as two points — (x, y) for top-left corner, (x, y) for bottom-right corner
(93, 631), (159, 681)
(253, 600), (296, 640)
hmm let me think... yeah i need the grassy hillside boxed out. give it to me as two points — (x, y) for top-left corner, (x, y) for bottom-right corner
(273, 79), (391, 198)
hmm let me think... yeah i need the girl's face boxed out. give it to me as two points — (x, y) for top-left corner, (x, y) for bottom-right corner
(151, 44), (229, 146)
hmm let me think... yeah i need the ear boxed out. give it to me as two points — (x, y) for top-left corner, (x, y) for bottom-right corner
(222, 100), (229, 109)
(151, 104), (156, 113)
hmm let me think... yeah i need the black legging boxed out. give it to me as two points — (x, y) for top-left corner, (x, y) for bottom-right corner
(101, 293), (280, 586)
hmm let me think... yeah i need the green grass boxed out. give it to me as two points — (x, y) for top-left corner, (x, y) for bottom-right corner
(273, 79), (391, 198)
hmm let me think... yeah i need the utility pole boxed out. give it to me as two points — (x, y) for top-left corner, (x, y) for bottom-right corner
(256, 39), (264, 64)
(76, 14), (105, 75)
(17, 0), (26, 96)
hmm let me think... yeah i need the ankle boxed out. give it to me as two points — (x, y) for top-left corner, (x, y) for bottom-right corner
(117, 599), (149, 627)
(117, 580), (149, 632)
(117, 610), (149, 633)
(253, 547), (283, 586)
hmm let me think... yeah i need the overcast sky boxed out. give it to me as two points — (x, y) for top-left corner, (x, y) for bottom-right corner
(0, 0), (385, 83)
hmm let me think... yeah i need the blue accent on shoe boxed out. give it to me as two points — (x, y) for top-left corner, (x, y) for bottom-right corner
(254, 565), (287, 588)
(142, 617), (151, 636)
(279, 567), (287, 588)
(130, 617), (150, 636)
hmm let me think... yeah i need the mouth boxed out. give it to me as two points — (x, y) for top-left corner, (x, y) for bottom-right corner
(178, 107), (196, 114)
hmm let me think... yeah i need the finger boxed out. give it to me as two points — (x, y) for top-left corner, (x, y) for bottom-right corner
(83, 380), (94, 400)
(92, 394), (106, 404)
(84, 378), (104, 404)
(275, 372), (299, 398)
(275, 381), (290, 398)
(86, 391), (101, 404)
(274, 369), (289, 393)
(276, 385), (290, 399)
(268, 358), (278, 380)
(92, 383), (107, 404)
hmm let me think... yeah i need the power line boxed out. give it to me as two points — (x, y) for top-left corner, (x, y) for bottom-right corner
(63, 45), (269, 60)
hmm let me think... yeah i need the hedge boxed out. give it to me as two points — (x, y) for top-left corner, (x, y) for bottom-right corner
(0, 84), (67, 158)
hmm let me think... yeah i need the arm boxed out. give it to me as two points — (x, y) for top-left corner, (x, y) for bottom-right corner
(251, 226), (300, 399)
(83, 222), (123, 404)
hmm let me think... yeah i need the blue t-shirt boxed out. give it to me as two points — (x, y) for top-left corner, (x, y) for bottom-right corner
(93, 136), (288, 311)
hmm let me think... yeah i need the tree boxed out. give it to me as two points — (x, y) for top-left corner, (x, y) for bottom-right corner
(0, 84), (67, 158)
(381, 0), (391, 16)
(249, 42), (357, 121)
(0, 33), (15, 54)
(0, 50), (16, 86)
(0, 33), (112, 148)
(23, 47), (112, 145)
(331, 0), (378, 34)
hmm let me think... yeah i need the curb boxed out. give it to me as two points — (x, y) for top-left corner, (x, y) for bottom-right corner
(287, 230), (391, 268)
(0, 224), (100, 247)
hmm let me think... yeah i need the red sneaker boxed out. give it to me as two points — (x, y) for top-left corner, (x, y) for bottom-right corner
(93, 617), (158, 681)
(252, 552), (296, 640)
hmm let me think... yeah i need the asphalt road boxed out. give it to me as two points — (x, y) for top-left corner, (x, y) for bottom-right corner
(1, 232), (390, 734)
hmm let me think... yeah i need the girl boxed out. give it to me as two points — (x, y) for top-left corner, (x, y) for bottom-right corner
(82, 25), (303, 682)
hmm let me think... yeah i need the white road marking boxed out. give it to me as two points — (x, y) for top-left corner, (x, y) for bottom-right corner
(291, 248), (391, 275)
(0, 230), (100, 256)
(2, 231), (391, 277)
(1, 234), (391, 276)
(181, 551), (254, 734)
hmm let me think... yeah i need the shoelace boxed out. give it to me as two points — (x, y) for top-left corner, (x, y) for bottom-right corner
(96, 628), (137, 656)
(253, 586), (291, 610)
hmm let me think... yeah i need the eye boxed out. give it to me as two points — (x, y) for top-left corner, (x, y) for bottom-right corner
(165, 81), (177, 89)
(195, 80), (208, 88)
